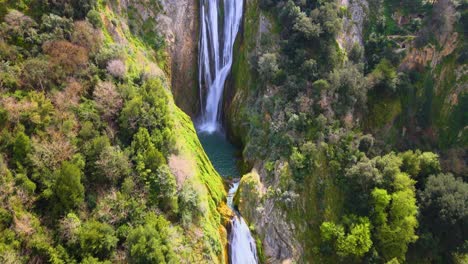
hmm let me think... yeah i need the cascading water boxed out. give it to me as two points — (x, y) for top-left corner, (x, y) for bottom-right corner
(198, 0), (243, 133)
(227, 181), (258, 264)
(197, 1), (257, 262)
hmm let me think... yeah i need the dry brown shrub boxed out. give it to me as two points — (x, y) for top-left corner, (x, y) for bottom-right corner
(53, 80), (84, 111)
(30, 130), (75, 170)
(43, 40), (88, 75)
(106, 59), (126, 79)
(71, 20), (103, 55)
(93, 81), (123, 121)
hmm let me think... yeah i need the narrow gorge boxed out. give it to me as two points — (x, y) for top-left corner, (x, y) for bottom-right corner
(0, 0), (465, 263)
(196, 0), (258, 262)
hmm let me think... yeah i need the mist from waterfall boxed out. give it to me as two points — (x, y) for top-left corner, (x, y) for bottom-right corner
(198, 0), (243, 133)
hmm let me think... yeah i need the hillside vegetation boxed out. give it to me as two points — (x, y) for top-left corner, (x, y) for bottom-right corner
(229, 0), (467, 263)
(0, 0), (229, 263)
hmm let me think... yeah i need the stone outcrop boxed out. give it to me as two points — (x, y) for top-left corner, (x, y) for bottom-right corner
(158, 0), (200, 116)
(337, 0), (369, 52)
(237, 167), (302, 263)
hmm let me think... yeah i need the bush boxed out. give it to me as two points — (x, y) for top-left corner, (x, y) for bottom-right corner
(93, 81), (123, 122)
(71, 21), (103, 55)
(126, 213), (178, 263)
(258, 53), (280, 84)
(53, 161), (85, 214)
(78, 220), (118, 259)
(42, 40), (88, 78)
(106, 59), (126, 79)
(86, 10), (102, 28)
(95, 146), (131, 184)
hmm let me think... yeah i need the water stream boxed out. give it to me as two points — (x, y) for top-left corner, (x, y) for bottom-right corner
(198, 132), (258, 264)
(197, 0), (257, 262)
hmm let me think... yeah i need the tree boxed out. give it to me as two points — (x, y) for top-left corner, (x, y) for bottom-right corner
(320, 217), (373, 258)
(95, 146), (131, 184)
(328, 63), (368, 116)
(53, 161), (85, 214)
(336, 218), (373, 257)
(12, 131), (31, 167)
(78, 220), (117, 259)
(418, 152), (441, 178)
(371, 172), (418, 262)
(106, 59), (126, 79)
(126, 213), (178, 264)
(345, 157), (382, 192)
(147, 165), (178, 214)
(71, 21), (103, 55)
(178, 181), (206, 227)
(293, 11), (321, 39)
(119, 79), (171, 143)
(20, 57), (52, 90)
(399, 150), (421, 177)
(258, 53), (280, 83)
(419, 173), (468, 252)
(42, 40), (88, 78)
(86, 10), (102, 28)
(93, 81), (123, 122)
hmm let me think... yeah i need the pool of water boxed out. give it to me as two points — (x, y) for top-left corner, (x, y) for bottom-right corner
(197, 131), (239, 177)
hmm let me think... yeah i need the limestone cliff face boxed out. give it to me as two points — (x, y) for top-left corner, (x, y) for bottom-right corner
(237, 167), (303, 263)
(337, 0), (368, 52)
(158, 0), (200, 116)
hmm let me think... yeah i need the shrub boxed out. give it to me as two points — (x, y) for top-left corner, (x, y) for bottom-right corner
(53, 161), (85, 214)
(106, 59), (126, 79)
(126, 213), (178, 263)
(43, 40), (88, 78)
(71, 21), (103, 55)
(78, 220), (118, 259)
(95, 146), (131, 184)
(93, 81), (123, 122)
(20, 57), (52, 90)
(258, 53), (280, 84)
(86, 10), (102, 28)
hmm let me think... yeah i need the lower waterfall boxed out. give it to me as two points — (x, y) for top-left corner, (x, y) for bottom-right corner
(228, 181), (258, 264)
(198, 132), (258, 264)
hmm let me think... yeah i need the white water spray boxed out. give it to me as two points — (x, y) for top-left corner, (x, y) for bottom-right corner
(227, 181), (258, 264)
(198, 0), (244, 133)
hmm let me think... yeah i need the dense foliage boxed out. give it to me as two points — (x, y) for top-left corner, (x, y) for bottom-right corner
(231, 0), (467, 263)
(0, 1), (224, 263)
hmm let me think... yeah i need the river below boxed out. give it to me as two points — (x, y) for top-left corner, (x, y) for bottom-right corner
(197, 131), (258, 264)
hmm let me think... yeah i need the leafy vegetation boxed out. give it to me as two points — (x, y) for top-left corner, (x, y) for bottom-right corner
(0, 1), (228, 263)
(231, 0), (467, 263)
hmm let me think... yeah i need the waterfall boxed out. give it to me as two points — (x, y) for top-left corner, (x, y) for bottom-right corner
(198, 0), (244, 133)
(198, 0), (256, 262)
(227, 181), (258, 264)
